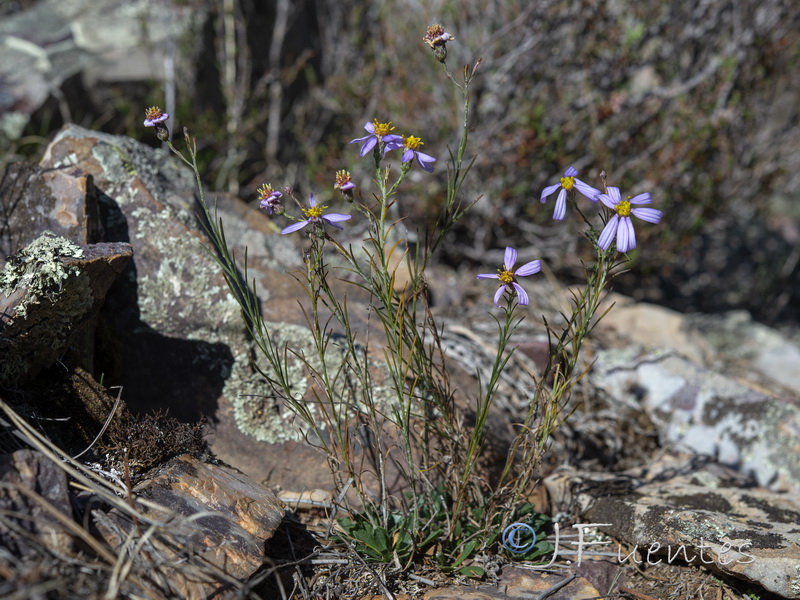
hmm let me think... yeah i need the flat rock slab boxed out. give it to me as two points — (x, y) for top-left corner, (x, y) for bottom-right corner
(423, 569), (600, 600)
(546, 466), (800, 599)
(355, 569), (600, 600)
(95, 453), (285, 599)
(591, 349), (800, 492)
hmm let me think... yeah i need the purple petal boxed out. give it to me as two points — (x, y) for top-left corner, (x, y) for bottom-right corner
(503, 247), (517, 270)
(632, 207), (663, 224)
(617, 217), (636, 252)
(540, 183), (560, 203)
(493, 286), (505, 307)
(554, 189), (567, 220)
(416, 152), (436, 173)
(597, 216), (619, 250)
(383, 134), (403, 143)
(564, 165), (578, 177)
(401, 149), (414, 163)
(322, 213), (351, 223)
(477, 273), (500, 280)
(339, 181), (356, 191)
(281, 220), (311, 234)
(143, 113), (169, 127)
(309, 193), (316, 207)
(597, 186), (623, 209)
(574, 179), (602, 202)
(597, 193), (615, 210)
(360, 137), (378, 157)
(349, 134), (372, 144)
(323, 212), (352, 230)
(364, 121), (375, 133)
(512, 282), (529, 306)
(515, 260), (541, 277)
(629, 192), (651, 205)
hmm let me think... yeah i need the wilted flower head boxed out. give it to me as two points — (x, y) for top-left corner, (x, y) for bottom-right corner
(423, 24), (454, 48)
(401, 135), (436, 173)
(334, 170), (356, 198)
(257, 183), (283, 215)
(280, 193), (352, 234)
(540, 166), (603, 220)
(477, 247), (542, 307)
(596, 187), (663, 253)
(423, 24), (454, 62)
(349, 119), (404, 157)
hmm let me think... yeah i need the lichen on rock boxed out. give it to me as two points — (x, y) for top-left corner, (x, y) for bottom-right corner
(0, 231), (85, 321)
(228, 322), (393, 445)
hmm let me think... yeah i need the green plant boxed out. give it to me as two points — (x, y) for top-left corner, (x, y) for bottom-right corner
(144, 21), (662, 576)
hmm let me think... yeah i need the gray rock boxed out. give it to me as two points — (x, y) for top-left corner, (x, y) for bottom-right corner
(0, 162), (102, 258)
(688, 310), (800, 396)
(591, 348), (800, 492)
(546, 464), (800, 600)
(35, 124), (397, 492)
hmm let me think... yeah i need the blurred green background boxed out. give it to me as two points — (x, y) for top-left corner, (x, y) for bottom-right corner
(2, 0), (799, 326)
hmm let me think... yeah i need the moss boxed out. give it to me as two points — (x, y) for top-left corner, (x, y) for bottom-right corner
(100, 410), (208, 479)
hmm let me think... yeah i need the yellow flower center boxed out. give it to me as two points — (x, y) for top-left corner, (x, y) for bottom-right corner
(304, 205), (327, 220)
(616, 199), (632, 217)
(498, 269), (514, 284)
(404, 135), (424, 150)
(372, 120), (395, 138)
(145, 106), (164, 120)
(560, 175), (575, 191)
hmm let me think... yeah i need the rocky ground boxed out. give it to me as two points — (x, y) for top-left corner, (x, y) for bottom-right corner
(2, 1), (800, 597)
(1, 126), (799, 599)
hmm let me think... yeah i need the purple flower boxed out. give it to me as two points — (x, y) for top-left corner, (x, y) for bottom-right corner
(477, 247), (542, 307)
(280, 193), (352, 234)
(257, 183), (283, 215)
(596, 187), (663, 253)
(334, 170), (355, 191)
(143, 106), (169, 127)
(401, 135), (436, 172)
(540, 166), (602, 220)
(349, 120), (404, 157)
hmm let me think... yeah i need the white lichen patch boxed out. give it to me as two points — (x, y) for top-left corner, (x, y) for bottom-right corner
(0, 232), (93, 385)
(0, 231), (84, 320)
